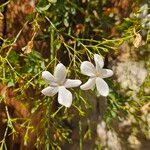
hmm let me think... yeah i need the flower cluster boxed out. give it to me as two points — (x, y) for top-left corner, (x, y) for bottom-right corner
(42, 54), (113, 107)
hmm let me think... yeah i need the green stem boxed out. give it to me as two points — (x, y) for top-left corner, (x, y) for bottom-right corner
(79, 121), (83, 150)
(6, 21), (28, 58)
(0, 126), (8, 150)
(51, 106), (63, 118)
(50, 26), (55, 61)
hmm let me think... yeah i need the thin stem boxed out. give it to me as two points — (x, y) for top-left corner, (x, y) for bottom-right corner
(5, 21), (28, 58)
(5, 105), (15, 131)
(0, 0), (10, 9)
(50, 26), (55, 61)
(51, 106), (63, 118)
(0, 126), (8, 150)
(79, 121), (83, 150)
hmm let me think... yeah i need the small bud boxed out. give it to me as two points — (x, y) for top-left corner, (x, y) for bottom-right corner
(22, 41), (33, 54)
(133, 33), (142, 48)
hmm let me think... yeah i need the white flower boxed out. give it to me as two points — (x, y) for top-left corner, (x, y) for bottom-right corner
(80, 54), (113, 96)
(41, 63), (81, 107)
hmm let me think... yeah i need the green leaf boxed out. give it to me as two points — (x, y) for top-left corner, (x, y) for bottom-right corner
(7, 80), (15, 87)
(47, 0), (57, 4)
(36, 0), (51, 13)
(7, 50), (19, 64)
(0, 95), (4, 103)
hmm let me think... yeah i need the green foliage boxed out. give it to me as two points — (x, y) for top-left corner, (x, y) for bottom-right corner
(0, 0), (150, 149)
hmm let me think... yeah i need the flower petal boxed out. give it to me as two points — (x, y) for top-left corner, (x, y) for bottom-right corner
(94, 54), (104, 72)
(80, 78), (96, 90)
(96, 78), (109, 96)
(41, 86), (58, 96)
(58, 86), (72, 107)
(42, 71), (55, 84)
(64, 79), (82, 88)
(54, 63), (66, 84)
(80, 61), (96, 77)
(101, 69), (113, 78)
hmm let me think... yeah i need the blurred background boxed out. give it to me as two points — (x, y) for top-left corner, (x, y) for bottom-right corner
(0, 0), (150, 149)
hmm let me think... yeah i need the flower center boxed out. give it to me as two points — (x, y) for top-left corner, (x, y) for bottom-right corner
(57, 79), (66, 86)
(58, 83), (64, 86)
(96, 71), (101, 77)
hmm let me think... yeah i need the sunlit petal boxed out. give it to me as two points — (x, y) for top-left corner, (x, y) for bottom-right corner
(94, 54), (104, 72)
(80, 78), (96, 90)
(58, 86), (72, 107)
(101, 69), (113, 78)
(41, 86), (58, 96)
(54, 63), (66, 84)
(80, 61), (96, 77)
(42, 71), (55, 84)
(96, 77), (109, 96)
(64, 79), (82, 88)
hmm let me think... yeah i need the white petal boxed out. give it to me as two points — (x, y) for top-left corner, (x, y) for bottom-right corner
(80, 78), (96, 90)
(80, 61), (96, 77)
(42, 71), (55, 84)
(64, 79), (82, 88)
(41, 86), (58, 96)
(96, 78), (109, 96)
(94, 54), (104, 72)
(58, 86), (72, 107)
(101, 69), (113, 78)
(54, 63), (66, 84)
